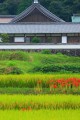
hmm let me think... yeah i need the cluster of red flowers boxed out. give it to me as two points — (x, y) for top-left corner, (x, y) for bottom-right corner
(21, 106), (32, 111)
(48, 78), (80, 89)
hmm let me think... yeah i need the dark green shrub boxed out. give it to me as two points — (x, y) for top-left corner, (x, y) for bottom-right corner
(64, 65), (80, 73)
(41, 50), (52, 54)
(46, 37), (52, 43)
(31, 37), (40, 43)
(0, 66), (6, 74)
(4, 66), (24, 74)
(0, 34), (9, 43)
(32, 64), (61, 73)
(32, 64), (80, 73)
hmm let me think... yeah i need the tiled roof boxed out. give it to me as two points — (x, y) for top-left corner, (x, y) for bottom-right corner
(0, 15), (16, 18)
(11, 3), (65, 23)
(0, 22), (80, 34)
(0, 18), (14, 23)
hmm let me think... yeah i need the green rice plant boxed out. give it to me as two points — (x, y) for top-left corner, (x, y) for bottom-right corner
(0, 110), (80, 120)
(0, 94), (80, 110)
(0, 74), (80, 88)
(0, 74), (80, 94)
(0, 88), (36, 94)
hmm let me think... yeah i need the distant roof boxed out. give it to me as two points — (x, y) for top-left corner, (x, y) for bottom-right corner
(11, 2), (65, 23)
(34, 0), (38, 3)
(73, 14), (80, 16)
(72, 14), (80, 22)
(0, 22), (80, 34)
(0, 15), (16, 18)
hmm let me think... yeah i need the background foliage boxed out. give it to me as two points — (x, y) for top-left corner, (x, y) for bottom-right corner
(0, 0), (80, 21)
(0, 51), (80, 74)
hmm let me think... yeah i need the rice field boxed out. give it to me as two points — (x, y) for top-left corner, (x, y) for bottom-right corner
(0, 51), (80, 119)
(0, 94), (80, 110)
(0, 74), (80, 94)
(0, 74), (80, 87)
(0, 76), (80, 119)
(0, 110), (80, 120)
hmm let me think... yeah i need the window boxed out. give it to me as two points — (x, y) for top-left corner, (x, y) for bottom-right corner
(0, 37), (2, 42)
(25, 37), (30, 43)
(14, 37), (24, 42)
(62, 36), (67, 43)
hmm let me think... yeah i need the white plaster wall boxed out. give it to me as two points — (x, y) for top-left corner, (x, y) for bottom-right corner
(0, 44), (80, 50)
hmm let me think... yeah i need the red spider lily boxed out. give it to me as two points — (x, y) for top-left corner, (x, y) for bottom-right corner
(61, 83), (66, 87)
(67, 84), (71, 87)
(48, 78), (80, 90)
(72, 81), (79, 87)
(68, 78), (77, 83)
(75, 83), (79, 88)
(50, 84), (57, 89)
(21, 107), (32, 111)
(53, 85), (57, 89)
(66, 79), (72, 84)
(37, 80), (42, 84)
(21, 108), (27, 111)
(78, 79), (80, 85)
(47, 80), (55, 84)
(57, 79), (62, 84)
(27, 106), (32, 111)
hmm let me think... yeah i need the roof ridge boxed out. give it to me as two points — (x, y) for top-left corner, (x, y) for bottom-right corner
(1, 22), (80, 25)
(11, 4), (35, 23)
(11, 2), (65, 23)
(39, 4), (65, 22)
(0, 15), (16, 18)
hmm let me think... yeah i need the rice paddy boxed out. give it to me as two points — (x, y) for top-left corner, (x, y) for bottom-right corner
(0, 94), (80, 110)
(0, 51), (80, 119)
(0, 110), (80, 120)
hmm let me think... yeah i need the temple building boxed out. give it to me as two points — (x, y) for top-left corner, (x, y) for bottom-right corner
(0, 0), (80, 45)
(72, 14), (80, 22)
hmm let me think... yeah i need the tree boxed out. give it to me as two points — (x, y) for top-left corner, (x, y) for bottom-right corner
(0, 0), (80, 22)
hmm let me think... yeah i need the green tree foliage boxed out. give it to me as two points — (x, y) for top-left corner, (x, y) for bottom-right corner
(0, 0), (80, 21)
(0, 34), (9, 43)
(31, 37), (40, 43)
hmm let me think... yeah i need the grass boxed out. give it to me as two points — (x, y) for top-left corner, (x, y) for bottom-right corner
(0, 94), (80, 109)
(0, 110), (80, 120)
(0, 87), (56, 94)
(0, 51), (80, 63)
(0, 51), (80, 74)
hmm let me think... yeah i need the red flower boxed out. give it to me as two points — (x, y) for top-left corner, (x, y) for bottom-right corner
(48, 80), (54, 84)
(27, 106), (32, 111)
(21, 107), (32, 111)
(57, 79), (62, 84)
(21, 108), (27, 111)
(50, 84), (57, 89)
(37, 80), (42, 84)
(61, 83), (66, 87)
(73, 82), (79, 87)
(53, 84), (57, 89)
